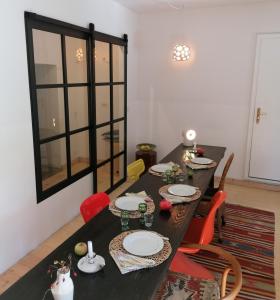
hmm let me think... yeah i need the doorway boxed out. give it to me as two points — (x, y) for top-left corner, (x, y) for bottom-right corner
(246, 33), (280, 184)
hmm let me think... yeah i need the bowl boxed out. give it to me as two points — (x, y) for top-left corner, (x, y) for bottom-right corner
(136, 143), (156, 152)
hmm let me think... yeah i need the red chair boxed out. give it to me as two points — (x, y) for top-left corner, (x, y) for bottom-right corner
(180, 190), (227, 254)
(80, 192), (110, 223)
(166, 244), (242, 300)
(170, 191), (227, 276)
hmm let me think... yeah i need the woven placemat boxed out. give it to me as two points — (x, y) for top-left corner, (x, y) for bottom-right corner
(185, 161), (217, 170)
(109, 230), (172, 266)
(159, 185), (201, 203)
(148, 167), (183, 177)
(109, 199), (155, 219)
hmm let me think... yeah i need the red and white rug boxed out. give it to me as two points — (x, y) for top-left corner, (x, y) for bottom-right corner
(156, 204), (275, 300)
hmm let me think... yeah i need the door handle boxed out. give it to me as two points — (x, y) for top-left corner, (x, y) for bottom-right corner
(256, 107), (267, 124)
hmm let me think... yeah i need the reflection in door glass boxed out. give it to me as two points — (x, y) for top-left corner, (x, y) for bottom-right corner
(96, 86), (110, 125)
(95, 41), (110, 83)
(97, 163), (111, 192)
(96, 126), (111, 164)
(37, 88), (65, 140)
(70, 131), (90, 175)
(113, 121), (124, 155)
(33, 29), (63, 85)
(114, 155), (124, 184)
(113, 85), (124, 120)
(113, 45), (124, 82)
(65, 36), (87, 83)
(68, 87), (89, 131)
(40, 138), (67, 191)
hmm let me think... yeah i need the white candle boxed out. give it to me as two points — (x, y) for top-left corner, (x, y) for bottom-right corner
(87, 241), (94, 258)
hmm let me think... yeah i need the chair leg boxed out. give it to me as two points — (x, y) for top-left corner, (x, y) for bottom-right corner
(217, 208), (223, 243)
(221, 202), (226, 226)
(222, 215), (226, 226)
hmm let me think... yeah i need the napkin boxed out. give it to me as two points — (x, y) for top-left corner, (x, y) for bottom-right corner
(110, 250), (156, 274)
(161, 192), (194, 204)
(186, 162), (212, 170)
(125, 191), (147, 197)
(125, 191), (153, 202)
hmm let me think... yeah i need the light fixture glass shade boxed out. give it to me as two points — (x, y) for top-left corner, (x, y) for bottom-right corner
(173, 44), (190, 61)
(182, 129), (196, 146)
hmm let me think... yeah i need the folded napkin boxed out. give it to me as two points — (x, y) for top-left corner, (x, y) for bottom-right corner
(125, 191), (147, 197)
(110, 250), (156, 274)
(185, 161), (216, 170)
(161, 192), (194, 204)
(125, 191), (153, 202)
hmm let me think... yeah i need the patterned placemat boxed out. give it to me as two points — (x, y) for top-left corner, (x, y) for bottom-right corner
(109, 198), (155, 219)
(109, 230), (172, 267)
(185, 161), (217, 170)
(159, 185), (201, 203)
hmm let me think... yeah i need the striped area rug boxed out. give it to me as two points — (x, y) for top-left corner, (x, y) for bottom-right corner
(188, 204), (275, 300)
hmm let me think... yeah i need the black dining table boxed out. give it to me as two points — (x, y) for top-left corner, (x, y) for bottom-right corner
(1, 144), (225, 300)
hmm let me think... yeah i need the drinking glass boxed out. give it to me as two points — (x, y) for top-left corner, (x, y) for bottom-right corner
(176, 173), (186, 183)
(144, 213), (154, 228)
(138, 203), (147, 224)
(121, 210), (129, 230)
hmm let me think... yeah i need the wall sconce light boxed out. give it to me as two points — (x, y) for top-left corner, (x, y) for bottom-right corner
(173, 44), (190, 61)
(182, 129), (196, 147)
(76, 48), (84, 63)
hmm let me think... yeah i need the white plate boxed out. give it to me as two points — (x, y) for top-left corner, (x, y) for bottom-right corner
(123, 231), (164, 256)
(168, 184), (196, 197)
(115, 196), (145, 211)
(191, 157), (213, 165)
(151, 163), (172, 173)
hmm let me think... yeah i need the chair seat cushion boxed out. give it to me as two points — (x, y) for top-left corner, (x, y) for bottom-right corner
(169, 252), (215, 280)
(154, 270), (220, 300)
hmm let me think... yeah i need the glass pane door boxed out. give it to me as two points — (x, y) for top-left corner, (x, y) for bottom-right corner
(95, 36), (127, 193)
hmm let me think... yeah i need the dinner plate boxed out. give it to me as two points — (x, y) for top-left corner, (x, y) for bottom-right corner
(168, 184), (197, 197)
(151, 163), (172, 173)
(115, 196), (145, 211)
(123, 231), (164, 256)
(191, 157), (213, 165)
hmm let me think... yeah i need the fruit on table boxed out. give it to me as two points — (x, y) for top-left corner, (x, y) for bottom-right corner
(137, 143), (156, 151)
(74, 242), (88, 256)
(140, 145), (151, 151)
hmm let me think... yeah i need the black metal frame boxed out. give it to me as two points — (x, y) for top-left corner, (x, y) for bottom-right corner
(25, 12), (127, 202)
(94, 31), (128, 194)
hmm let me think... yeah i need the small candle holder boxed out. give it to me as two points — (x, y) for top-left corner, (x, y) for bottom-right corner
(138, 203), (147, 224)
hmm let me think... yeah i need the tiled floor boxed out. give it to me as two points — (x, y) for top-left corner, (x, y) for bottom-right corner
(0, 181), (279, 299)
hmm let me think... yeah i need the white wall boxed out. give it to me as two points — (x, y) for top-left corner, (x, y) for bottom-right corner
(138, 1), (280, 179)
(0, 0), (142, 273)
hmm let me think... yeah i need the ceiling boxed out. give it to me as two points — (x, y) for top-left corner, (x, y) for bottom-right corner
(114, 0), (274, 13)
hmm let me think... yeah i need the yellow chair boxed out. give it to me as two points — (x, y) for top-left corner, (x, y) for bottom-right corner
(127, 159), (145, 181)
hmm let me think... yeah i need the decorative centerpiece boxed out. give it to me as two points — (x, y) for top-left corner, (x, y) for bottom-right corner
(48, 254), (76, 300)
(136, 143), (156, 152)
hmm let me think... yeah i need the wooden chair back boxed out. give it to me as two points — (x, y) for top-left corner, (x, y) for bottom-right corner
(218, 153), (234, 191)
(184, 243), (242, 300)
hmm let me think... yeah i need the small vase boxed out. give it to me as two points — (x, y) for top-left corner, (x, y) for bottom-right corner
(51, 267), (74, 300)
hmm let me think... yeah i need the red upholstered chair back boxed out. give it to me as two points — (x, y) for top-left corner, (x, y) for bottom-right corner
(199, 190), (227, 245)
(80, 192), (110, 223)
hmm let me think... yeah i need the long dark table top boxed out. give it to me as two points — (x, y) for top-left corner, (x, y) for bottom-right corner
(1, 144), (226, 300)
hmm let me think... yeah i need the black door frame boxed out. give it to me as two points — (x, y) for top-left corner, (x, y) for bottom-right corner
(25, 12), (127, 202)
